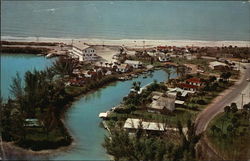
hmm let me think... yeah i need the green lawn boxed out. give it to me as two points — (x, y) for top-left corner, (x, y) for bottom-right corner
(108, 108), (197, 127)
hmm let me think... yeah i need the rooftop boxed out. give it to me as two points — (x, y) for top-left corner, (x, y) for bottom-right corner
(209, 61), (227, 67)
(73, 43), (90, 51)
(124, 118), (165, 131)
(186, 77), (202, 84)
(124, 60), (142, 65)
(179, 83), (199, 89)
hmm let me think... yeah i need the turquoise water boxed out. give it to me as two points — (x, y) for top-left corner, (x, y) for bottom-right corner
(0, 54), (54, 100)
(53, 69), (176, 160)
(2, 1), (250, 41)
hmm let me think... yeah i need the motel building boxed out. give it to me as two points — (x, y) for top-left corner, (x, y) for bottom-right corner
(69, 44), (98, 62)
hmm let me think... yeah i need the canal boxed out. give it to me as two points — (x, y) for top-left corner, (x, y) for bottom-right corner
(53, 69), (177, 160)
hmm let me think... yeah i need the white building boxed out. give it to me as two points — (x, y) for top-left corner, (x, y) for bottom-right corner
(123, 118), (165, 132)
(124, 60), (142, 69)
(209, 61), (227, 70)
(69, 44), (98, 61)
(116, 63), (129, 73)
(158, 56), (171, 62)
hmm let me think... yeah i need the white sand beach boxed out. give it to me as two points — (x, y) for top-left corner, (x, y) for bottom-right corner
(2, 36), (250, 48)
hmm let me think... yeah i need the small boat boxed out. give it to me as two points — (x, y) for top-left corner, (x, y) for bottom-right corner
(46, 53), (55, 58)
(118, 77), (125, 80)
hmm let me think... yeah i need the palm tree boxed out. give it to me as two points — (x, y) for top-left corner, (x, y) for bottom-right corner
(105, 62), (108, 67)
(100, 61), (103, 67)
(9, 72), (23, 101)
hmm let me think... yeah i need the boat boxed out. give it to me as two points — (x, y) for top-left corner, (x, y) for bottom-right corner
(46, 53), (56, 58)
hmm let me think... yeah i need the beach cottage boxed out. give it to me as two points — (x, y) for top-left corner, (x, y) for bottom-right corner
(148, 92), (176, 113)
(123, 118), (165, 133)
(124, 60), (142, 69)
(116, 63), (129, 73)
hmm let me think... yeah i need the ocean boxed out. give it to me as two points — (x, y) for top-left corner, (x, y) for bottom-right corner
(1, 1), (250, 41)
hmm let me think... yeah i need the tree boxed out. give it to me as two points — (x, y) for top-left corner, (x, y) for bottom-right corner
(209, 76), (217, 82)
(231, 103), (238, 113)
(105, 62), (109, 67)
(211, 125), (217, 136)
(224, 105), (231, 116)
(9, 72), (23, 100)
(52, 57), (77, 76)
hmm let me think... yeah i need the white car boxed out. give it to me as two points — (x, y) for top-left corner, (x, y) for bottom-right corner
(246, 78), (250, 82)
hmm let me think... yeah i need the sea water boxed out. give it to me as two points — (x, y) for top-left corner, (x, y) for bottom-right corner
(2, 1), (250, 41)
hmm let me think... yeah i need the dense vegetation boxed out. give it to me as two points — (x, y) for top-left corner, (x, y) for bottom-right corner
(1, 46), (51, 55)
(207, 102), (250, 160)
(103, 120), (201, 161)
(1, 68), (73, 150)
(1, 41), (58, 46)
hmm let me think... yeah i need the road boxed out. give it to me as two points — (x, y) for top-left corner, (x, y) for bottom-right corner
(195, 63), (250, 134)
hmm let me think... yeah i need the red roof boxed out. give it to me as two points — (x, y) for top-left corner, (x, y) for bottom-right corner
(186, 77), (202, 84)
(157, 46), (167, 49)
(178, 83), (199, 89)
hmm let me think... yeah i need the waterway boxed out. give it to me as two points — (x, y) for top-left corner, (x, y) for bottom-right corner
(52, 69), (176, 160)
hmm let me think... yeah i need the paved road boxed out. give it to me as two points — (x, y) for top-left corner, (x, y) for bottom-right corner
(195, 63), (250, 135)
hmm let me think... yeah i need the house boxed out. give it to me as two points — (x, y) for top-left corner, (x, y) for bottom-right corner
(69, 44), (98, 61)
(158, 55), (171, 62)
(148, 92), (175, 113)
(167, 87), (195, 100)
(178, 83), (199, 91)
(116, 63), (129, 73)
(241, 59), (249, 63)
(124, 60), (142, 69)
(24, 118), (41, 127)
(209, 61), (229, 70)
(123, 118), (165, 133)
(186, 77), (204, 86)
(185, 54), (193, 60)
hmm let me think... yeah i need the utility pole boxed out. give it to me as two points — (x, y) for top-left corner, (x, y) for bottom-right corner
(36, 36), (39, 42)
(238, 60), (240, 71)
(143, 40), (145, 51)
(241, 93), (245, 108)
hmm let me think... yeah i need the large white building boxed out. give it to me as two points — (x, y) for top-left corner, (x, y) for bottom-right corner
(69, 44), (98, 61)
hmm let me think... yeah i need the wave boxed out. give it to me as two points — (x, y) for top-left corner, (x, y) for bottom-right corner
(33, 8), (58, 13)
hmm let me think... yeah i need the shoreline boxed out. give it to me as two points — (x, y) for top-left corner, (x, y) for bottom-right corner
(2, 36), (250, 47)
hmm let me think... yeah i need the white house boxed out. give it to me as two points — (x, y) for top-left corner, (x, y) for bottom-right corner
(158, 56), (171, 62)
(124, 60), (142, 69)
(148, 92), (176, 113)
(123, 118), (165, 132)
(116, 64), (129, 73)
(209, 61), (228, 70)
(69, 44), (98, 61)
